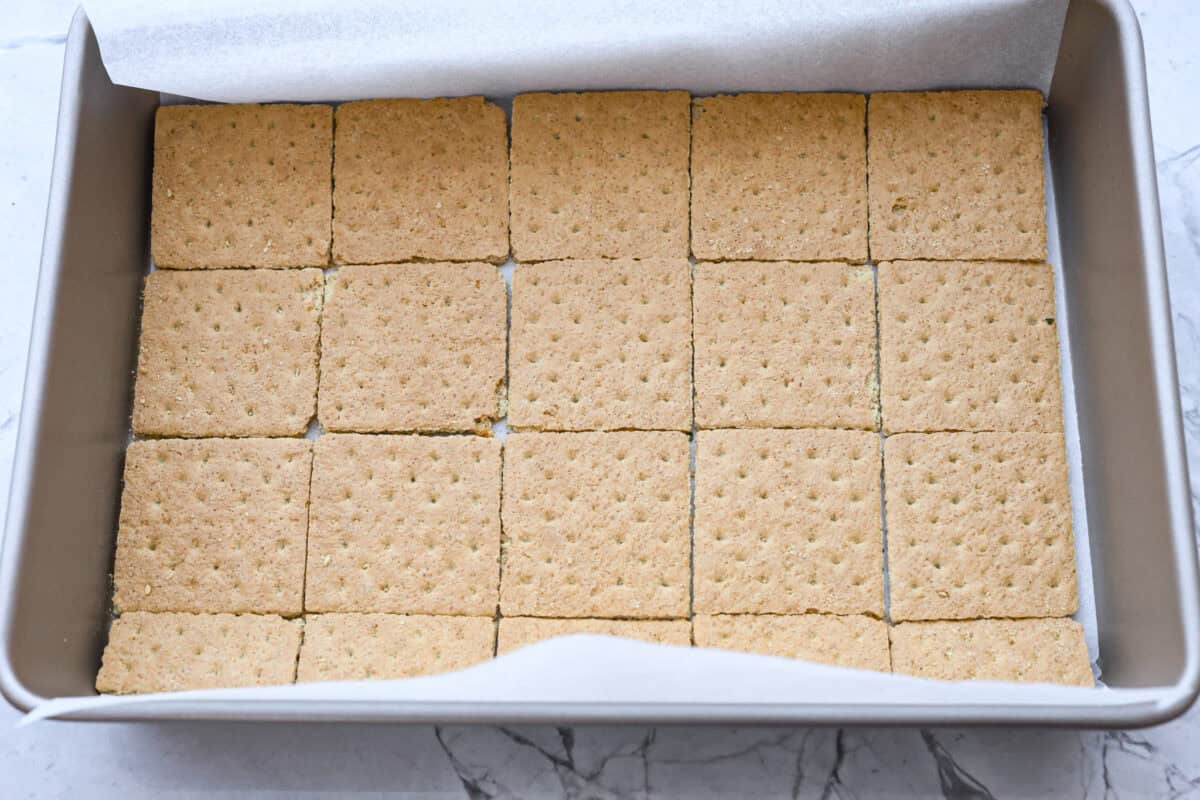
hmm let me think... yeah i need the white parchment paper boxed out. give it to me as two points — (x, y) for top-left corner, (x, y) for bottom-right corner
(28, 0), (1128, 723)
(85, 0), (1069, 102)
(26, 637), (1159, 724)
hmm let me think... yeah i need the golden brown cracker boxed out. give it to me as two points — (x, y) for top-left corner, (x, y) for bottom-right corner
(694, 614), (890, 672)
(878, 260), (1063, 434)
(151, 103), (331, 268)
(501, 431), (691, 618)
(113, 438), (312, 616)
(509, 259), (692, 431)
(297, 614), (495, 681)
(693, 262), (877, 430)
(868, 90), (1047, 261)
(885, 432), (1078, 621)
(133, 268), (323, 437)
(96, 612), (302, 694)
(318, 263), (506, 434)
(694, 429), (883, 616)
(510, 91), (690, 260)
(305, 434), (501, 615)
(890, 618), (1092, 686)
(498, 617), (691, 654)
(691, 93), (867, 261)
(333, 97), (508, 264)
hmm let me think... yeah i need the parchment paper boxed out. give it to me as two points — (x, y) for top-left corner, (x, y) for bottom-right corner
(85, 0), (1069, 102)
(29, 0), (1121, 723)
(26, 637), (1157, 725)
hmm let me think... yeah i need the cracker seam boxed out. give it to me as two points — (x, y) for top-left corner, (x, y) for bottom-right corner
(493, 257), (515, 655)
(688, 256), (698, 643)
(687, 107), (697, 643)
(868, 104), (890, 623)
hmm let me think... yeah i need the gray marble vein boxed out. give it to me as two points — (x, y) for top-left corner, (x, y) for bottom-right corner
(0, 0), (1198, 797)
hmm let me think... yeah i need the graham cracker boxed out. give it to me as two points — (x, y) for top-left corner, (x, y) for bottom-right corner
(498, 618), (692, 655)
(305, 434), (501, 614)
(318, 263), (506, 434)
(151, 103), (331, 269)
(132, 268), (323, 437)
(885, 432), (1078, 621)
(509, 259), (692, 431)
(868, 90), (1047, 261)
(694, 429), (883, 615)
(510, 91), (690, 260)
(694, 614), (890, 672)
(332, 97), (508, 264)
(112, 438), (312, 616)
(878, 260), (1063, 434)
(693, 262), (877, 430)
(890, 618), (1093, 686)
(501, 431), (691, 618)
(96, 612), (302, 694)
(297, 614), (495, 681)
(691, 93), (867, 262)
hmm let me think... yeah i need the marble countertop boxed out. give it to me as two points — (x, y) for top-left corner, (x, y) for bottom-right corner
(1, 2), (1197, 797)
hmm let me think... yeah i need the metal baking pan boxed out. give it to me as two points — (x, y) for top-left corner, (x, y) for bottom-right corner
(2, 0), (1197, 725)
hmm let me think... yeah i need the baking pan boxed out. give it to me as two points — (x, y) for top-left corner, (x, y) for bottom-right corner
(1, 0), (1197, 725)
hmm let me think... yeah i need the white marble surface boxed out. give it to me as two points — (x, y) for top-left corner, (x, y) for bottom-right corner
(0, 1), (1197, 796)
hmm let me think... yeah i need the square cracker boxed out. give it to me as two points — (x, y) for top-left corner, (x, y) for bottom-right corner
(133, 268), (323, 437)
(868, 90), (1047, 261)
(885, 431), (1078, 621)
(298, 614), (495, 681)
(333, 97), (508, 264)
(693, 262), (877, 430)
(509, 259), (692, 431)
(305, 434), (501, 614)
(152, 103), (331, 268)
(691, 93), (867, 261)
(498, 618), (691, 654)
(318, 263), (506, 434)
(890, 618), (1092, 686)
(501, 431), (691, 618)
(510, 91), (690, 260)
(694, 614), (890, 672)
(694, 429), (883, 615)
(878, 261), (1063, 434)
(96, 612), (302, 694)
(112, 438), (312, 615)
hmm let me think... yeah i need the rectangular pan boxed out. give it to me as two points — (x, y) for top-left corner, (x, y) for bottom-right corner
(1, 0), (1197, 725)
